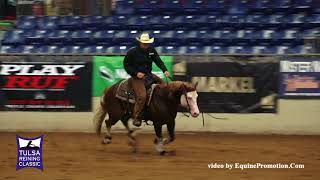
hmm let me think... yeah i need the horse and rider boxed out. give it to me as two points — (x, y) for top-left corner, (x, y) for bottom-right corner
(93, 32), (200, 154)
(123, 32), (171, 127)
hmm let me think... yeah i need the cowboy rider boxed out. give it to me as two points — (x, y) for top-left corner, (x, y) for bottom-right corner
(123, 32), (171, 127)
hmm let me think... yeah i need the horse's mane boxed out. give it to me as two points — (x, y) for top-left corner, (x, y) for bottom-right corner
(155, 81), (196, 101)
(150, 81), (196, 111)
(161, 81), (196, 92)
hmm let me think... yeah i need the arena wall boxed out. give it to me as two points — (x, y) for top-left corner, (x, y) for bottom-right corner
(0, 97), (319, 135)
(0, 55), (319, 135)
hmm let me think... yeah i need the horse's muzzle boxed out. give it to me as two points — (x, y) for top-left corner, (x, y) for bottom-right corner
(191, 112), (200, 117)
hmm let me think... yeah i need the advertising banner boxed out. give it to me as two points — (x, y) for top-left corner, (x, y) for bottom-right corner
(280, 58), (320, 97)
(0, 56), (92, 111)
(93, 56), (173, 97)
(174, 58), (279, 113)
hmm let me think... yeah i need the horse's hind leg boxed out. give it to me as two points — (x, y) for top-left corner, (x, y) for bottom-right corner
(102, 120), (112, 144)
(102, 118), (118, 144)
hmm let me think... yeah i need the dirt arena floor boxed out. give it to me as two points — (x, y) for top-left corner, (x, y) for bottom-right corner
(0, 132), (319, 180)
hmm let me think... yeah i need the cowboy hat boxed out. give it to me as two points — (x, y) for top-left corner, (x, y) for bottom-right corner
(135, 33), (154, 43)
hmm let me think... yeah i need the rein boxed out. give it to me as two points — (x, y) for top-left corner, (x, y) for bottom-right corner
(165, 76), (173, 85)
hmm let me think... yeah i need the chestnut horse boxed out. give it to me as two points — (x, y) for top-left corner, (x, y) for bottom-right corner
(93, 80), (200, 154)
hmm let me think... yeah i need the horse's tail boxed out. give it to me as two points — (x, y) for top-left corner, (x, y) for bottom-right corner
(93, 104), (107, 135)
(93, 87), (111, 135)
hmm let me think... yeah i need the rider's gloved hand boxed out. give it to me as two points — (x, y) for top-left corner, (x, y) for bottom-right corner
(164, 71), (171, 78)
(137, 72), (145, 79)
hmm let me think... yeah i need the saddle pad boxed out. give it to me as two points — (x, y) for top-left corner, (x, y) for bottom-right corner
(115, 79), (135, 103)
(115, 79), (158, 106)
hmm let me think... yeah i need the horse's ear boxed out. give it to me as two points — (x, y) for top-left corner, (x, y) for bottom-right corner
(194, 82), (198, 89)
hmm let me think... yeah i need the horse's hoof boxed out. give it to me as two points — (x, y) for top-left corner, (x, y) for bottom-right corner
(153, 138), (158, 144)
(159, 151), (167, 156)
(102, 138), (112, 144)
(163, 138), (171, 145)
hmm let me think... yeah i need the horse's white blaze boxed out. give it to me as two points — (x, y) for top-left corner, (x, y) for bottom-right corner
(180, 91), (200, 117)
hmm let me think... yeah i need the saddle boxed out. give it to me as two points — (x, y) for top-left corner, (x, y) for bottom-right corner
(115, 77), (158, 106)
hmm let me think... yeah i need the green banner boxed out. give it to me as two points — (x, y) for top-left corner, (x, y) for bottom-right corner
(93, 56), (173, 97)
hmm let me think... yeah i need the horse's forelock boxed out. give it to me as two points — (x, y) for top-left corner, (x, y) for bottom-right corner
(180, 82), (196, 92)
(185, 83), (196, 92)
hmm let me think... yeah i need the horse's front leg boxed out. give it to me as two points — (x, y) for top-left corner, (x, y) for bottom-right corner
(164, 120), (175, 145)
(153, 123), (166, 155)
(121, 116), (138, 152)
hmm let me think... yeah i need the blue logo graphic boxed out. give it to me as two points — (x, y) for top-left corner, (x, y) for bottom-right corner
(16, 135), (44, 171)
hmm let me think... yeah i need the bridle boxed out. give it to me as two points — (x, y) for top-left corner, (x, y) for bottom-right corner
(165, 76), (229, 128)
(166, 76), (191, 117)
(165, 76), (227, 127)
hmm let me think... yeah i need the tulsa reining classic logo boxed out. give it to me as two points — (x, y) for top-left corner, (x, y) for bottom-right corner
(16, 135), (44, 170)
